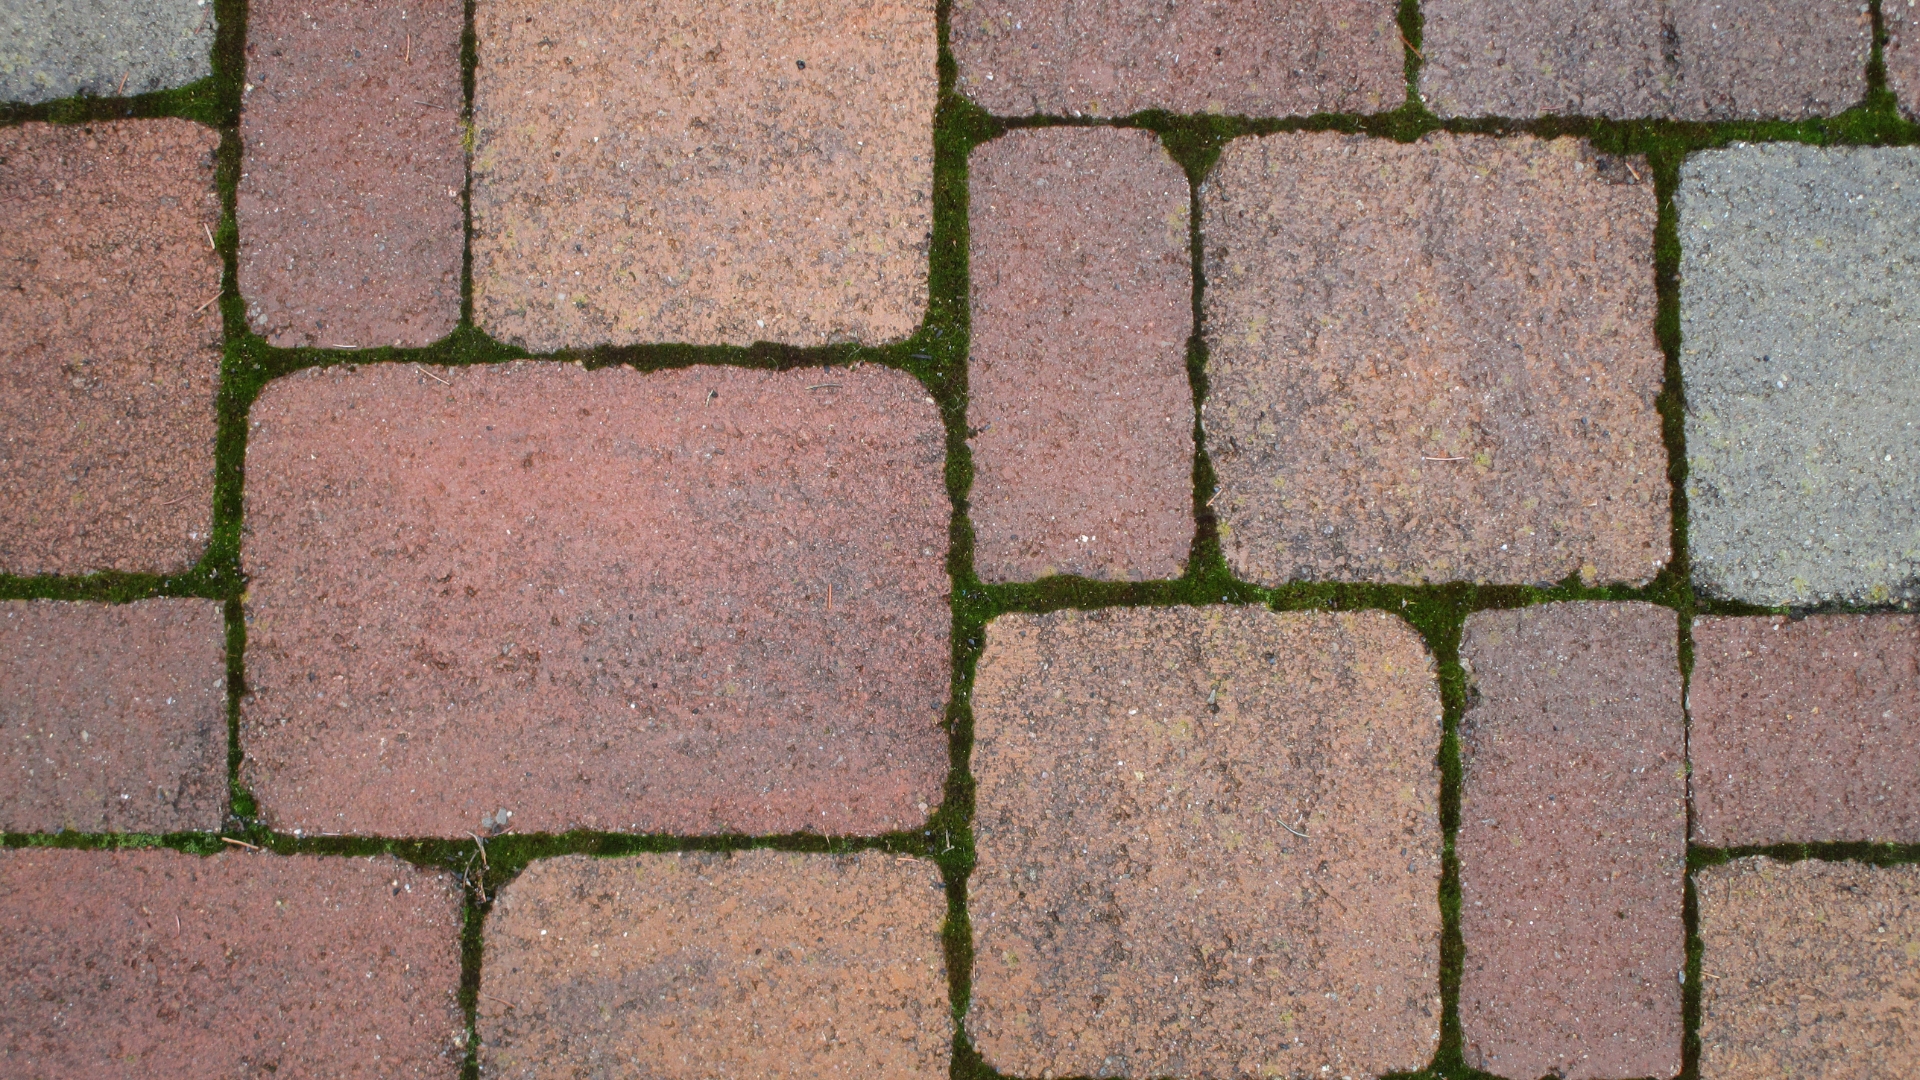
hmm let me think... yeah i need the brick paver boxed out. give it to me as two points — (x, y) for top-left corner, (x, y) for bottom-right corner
(1, 600), (226, 834)
(950, 0), (1403, 119)
(1203, 132), (1669, 587)
(1458, 602), (1685, 1080)
(1892, 2), (1920, 120)
(242, 362), (949, 838)
(1421, 0), (1869, 120)
(0, 847), (464, 1078)
(480, 851), (949, 1079)
(0, 0), (214, 104)
(968, 128), (1193, 583)
(0, 120), (222, 575)
(968, 606), (1442, 1079)
(470, 0), (935, 350)
(1679, 144), (1920, 606)
(1690, 615), (1920, 846)
(237, 0), (465, 349)
(1697, 857), (1920, 1080)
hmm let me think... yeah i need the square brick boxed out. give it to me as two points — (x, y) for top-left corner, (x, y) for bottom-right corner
(0, 120), (222, 575)
(968, 606), (1442, 1079)
(0, 0), (213, 104)
(1202, 132), (1669, 587)
(1679, 144), (1920, 606)
(968, 127), (1194, 582)
(471, 0), (934, 350)
(480, 851), (950, 1079)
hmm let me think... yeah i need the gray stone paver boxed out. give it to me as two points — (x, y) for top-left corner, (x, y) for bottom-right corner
(0, 0), (214, 104)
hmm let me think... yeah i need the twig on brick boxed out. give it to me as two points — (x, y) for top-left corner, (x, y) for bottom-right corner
(468, 832), (489, 869)
(482, 993), (519, 1010)
(1280, 818), (1309, 839)
(805, 383), (841, 390)
(204, 223), (217, 251)
(413, 100), (448, 110)
(415, 364), (452, 386)
(1422, 455), (1466, 462)
(117, 72), (129, 96)
(1625, 161), (1643, 184)
(221, 836), (262, 850)
(1398, 29), (1423, 61)
(194, 293), (222, 314)
(405, 33), (412, 64)
(827, 583), (832, 612)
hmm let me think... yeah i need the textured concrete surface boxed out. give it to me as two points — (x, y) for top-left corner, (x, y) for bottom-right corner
(1457, 602), (1686, 1080)
(471, 0), (935, 350)
(1698, 857), (1920, 1080)
(0, 120), (222, 576)
(1891, 2), (1920, 120)
(968, 606), (1442, 1079)
(1691, 615), (1920, 846)
(1421, 0), (1869, 119)
(242, 362), (949, 838)
(238, 0), (465, 349)
(0, 0), (214, 104)
(0, 848), (464, 1078)
(1203, 132), (1669, 587)
(0, 600), (226, 834)
(950, 0), (1403, 118)
(1680, 144), (1920, 606)
(968, 128), (1193, 583)
(481, 851), (950, 1080)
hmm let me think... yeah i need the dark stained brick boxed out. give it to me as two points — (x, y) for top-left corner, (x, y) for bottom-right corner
(1457, 601), (1685, 1080)
(1, 600), (226, 834)
(480, 851), (950, 1079)
(0, 848), (464, 1078)
(968, 606), (1442, 1079)
(968, 128), (1193, 583)
(242, 362), (949, 838)
(1690, 615), (1920, 846)
(0, 120), (221, 575)
(238, 0), (465, 349)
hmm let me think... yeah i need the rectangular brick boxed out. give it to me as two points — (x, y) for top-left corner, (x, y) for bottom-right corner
(968, 128), (1193, 582)
(0, 0), (213, 104)
(238, 0), (464, 349)
(1, 600), (226, 834)
(0, 120), (222, 575)
(241, 362), (949, 838)
(480, 851), (949, 1079)
(1458, 602), (1685, 1080)
(951, 0), (1403, 118)
(1202, 132), (1669, 587)
(0, 847), (464, 1078)
(1698, 857), (1920, 1080)
(1690, 615), (1920, 846)
(471, 0), (934, 349)
(1891, 1), (1920, 120)
(968, 606), (1442, 1079)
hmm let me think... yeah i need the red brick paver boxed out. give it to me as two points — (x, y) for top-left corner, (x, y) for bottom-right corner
(951, 0), (1404, 118)
(968, 128), (1193, 583)
(480, 851), (950, 1079)
(1458, 602), (1685, 1080)
(238, 0), (465, 349)
(968, 606), (1442, 1079)
(1892, 3), (1920, 119)
(242, 362), (949, 838)
(471, 0), (935, 350)
(1202, 133), (1669, 587)
(1690, 615), (1920, 846)
(1, 600), (226, 834)
(0, 848), (464, 1078)
(1698, 857), (1920, 1080)
(0, 120), (221, 575)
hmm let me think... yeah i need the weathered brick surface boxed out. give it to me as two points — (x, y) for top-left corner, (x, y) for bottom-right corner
(1690, 615), (1920, 846)
(0, 0), (214, 104)
(1679, 144), (1920, 606)
(242, 362), (949, 838)
(1421, 0), (1869, 119)
(1698, 857), (1920, 1080)
(471, 0), (935, 350)
(1891, 2), (1920, 119)
(0, 848), (464, 1078)
(1458, 601), (1685, 1080)
(968, 606), (1442, 1079)
(481, 851), (949, 1079)
(0, 120), (221, 575)
(951, 0), (1403, 118)
(968, 128), (1193, 583)
(238, 0), (464, 349)
(1, 600), (226, 834)
(1203, 132), (1668, 587)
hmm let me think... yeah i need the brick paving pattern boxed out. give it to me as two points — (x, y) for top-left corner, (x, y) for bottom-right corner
(968, 128), (1194, 582)
(969, 606), (1442, 1079)
(1457, 602), (1686, 1080)
(481, 850), (950, 1079)
(0, 0), (215, 104)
